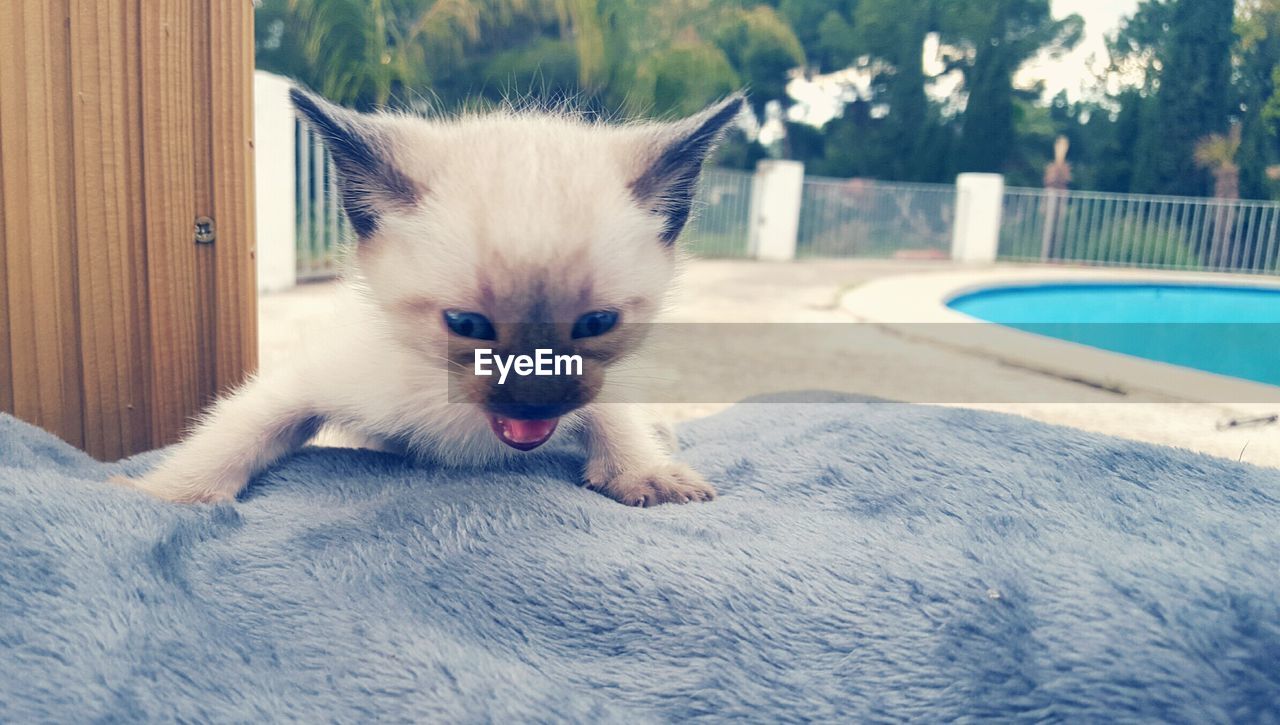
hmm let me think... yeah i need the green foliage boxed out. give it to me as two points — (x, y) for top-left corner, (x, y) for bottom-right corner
(776, 0), (859, 72)
(943, 0), (1083, 174)
(477, 37), (582, 101)
(1236, 0), (1280, 199)
(255, 0), (802, 116)
(853, 0), (935, 179)
(1003, 94), (1058, 186)
(802, 101), (954, 183)
(254, 0), (1280, 201)
(1106, 0), (1174, 92)
(1127, 0), (1234, 196)
(643, 41), (741, 117)
(1063, 99), (1130, 193)
(716, 6), (806, 115)
(596, 1), (804, 116)
(255, 0), (504, 109)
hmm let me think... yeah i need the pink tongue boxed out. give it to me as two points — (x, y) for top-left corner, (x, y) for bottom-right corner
(489, 415), (559, 451)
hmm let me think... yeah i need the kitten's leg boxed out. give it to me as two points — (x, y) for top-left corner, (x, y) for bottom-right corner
(116, 375), (320, 503)
(583, 404), (715, 507)
(651, 417), (677, 454)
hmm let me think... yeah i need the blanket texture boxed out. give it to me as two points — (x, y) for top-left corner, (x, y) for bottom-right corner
(2, 396), (1278, 722)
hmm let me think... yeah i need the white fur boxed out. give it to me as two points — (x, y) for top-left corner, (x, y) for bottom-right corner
(120, 101), (729, 507)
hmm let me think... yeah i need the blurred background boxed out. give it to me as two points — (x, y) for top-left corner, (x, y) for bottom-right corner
(8, 1), (1278, 462)
(253, 0), (1269, 198)
(249, 0), (1280, 467)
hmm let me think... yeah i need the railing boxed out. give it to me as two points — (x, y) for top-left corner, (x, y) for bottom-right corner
(295, 120), (350, 280)
(681, 167), (755, 258)
(293, 125), (755, 276)
(1001, 187), (1280, 273)
(797, 177), (955, 258)
(291, 117), (1280, 276)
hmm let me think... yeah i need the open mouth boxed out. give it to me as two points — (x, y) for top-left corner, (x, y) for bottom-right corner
(486, 414), (559, 451)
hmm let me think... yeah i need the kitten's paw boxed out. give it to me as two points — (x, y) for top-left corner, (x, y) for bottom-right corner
(588, 462), (716, 507)
(109, 473), (237, 504)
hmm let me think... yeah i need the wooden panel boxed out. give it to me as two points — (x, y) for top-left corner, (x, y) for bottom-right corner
(0, 0), (85, 448)
(47, 0), (86, 449)
(208, 0), (259, 392)
(67, 0), (151, 459)
(123, 0), (156, 455)
(191, 0), (218, 408)
(0, 104), (11, 414)
(139, 1), (201, 447)
(1, 0), (257, 459)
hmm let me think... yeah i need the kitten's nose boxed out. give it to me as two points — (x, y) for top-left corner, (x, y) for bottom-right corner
(486, 401), (578, 421)
(486, 371), (587, 420)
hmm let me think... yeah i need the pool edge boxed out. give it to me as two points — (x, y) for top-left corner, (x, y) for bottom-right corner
(841, 265), (1280, 405)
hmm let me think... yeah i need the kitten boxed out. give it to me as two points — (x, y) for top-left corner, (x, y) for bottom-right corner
(116, 88), (743, 507)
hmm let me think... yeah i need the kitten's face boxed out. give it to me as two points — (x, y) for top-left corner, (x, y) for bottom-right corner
(292, 91), (743, 450)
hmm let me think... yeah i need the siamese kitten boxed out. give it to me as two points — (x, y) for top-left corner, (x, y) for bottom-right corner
(116, 88), (744, 507)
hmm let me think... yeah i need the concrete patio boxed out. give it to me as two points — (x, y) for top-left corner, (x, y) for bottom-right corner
(259, 258), (1280, 467)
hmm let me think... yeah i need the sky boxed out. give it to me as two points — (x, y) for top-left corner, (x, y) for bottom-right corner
(1016, 0), (1141, 99)
(784, 0), (1141, 129)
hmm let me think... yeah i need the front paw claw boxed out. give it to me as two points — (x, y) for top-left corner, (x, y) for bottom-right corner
(588, 462), (716, 507)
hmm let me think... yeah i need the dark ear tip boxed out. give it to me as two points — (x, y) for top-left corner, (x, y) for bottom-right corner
(288, 86), (323, 118)
(288, 86), (348, 131)
(287, 85), (311, 109)
(696, 93), (747, 130)
(719, 92), (747, 115)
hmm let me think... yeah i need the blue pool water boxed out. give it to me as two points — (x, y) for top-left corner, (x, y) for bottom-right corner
(948, 283), (1280, 386)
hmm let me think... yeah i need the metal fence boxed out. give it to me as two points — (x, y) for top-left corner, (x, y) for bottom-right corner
(682, 167), (755, 258)
(292, 122), (1280, 279)
(1001, 187), (1280, 273)
(797, 176), (955, 258)
(296, 120), (350, 280)
(294, 126), (756, 275)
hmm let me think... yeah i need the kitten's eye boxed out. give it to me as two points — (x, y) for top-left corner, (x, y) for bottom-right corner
(443, 310), (496, 340)
(571, 310), (619, 339)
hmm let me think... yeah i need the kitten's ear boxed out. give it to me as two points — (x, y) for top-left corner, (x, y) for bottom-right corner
(288, 87), (422, 238)
(630, 94), (747, 245)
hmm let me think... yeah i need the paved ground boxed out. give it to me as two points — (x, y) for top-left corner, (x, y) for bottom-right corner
(259, 258), (1280, 467)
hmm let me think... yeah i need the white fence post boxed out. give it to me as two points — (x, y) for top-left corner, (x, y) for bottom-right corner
(253, 70), (297, 292)
(748, 159), (805, 261)
(951, 173), (1004, 263)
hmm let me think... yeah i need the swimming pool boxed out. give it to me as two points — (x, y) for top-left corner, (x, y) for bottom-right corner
(948, 283), (1280, 387)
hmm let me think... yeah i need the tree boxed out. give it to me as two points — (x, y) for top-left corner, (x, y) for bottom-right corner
(942, 0), (1082, 175)
(1235, 0), (1280, 199)
(255, 0), (523, 109)
(1194, 125), (1242, 200)
(640, 38), (741, 116)
(422, 0), (608, 109)
(254, 0), (1280, 190)
(776, 0), (860, 73)
(1126, 0), (1235, 196)
(257, 0), (806, 122)
(716, 6), (806, 117)
(1081, 92), (1146, 193)
(597, 0), (802, 117)
(1105, 0), (1174, 93)
(851, 0), (937, 180)
(1195, 124), (1242, 266)
(777, 0), (956, 182)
